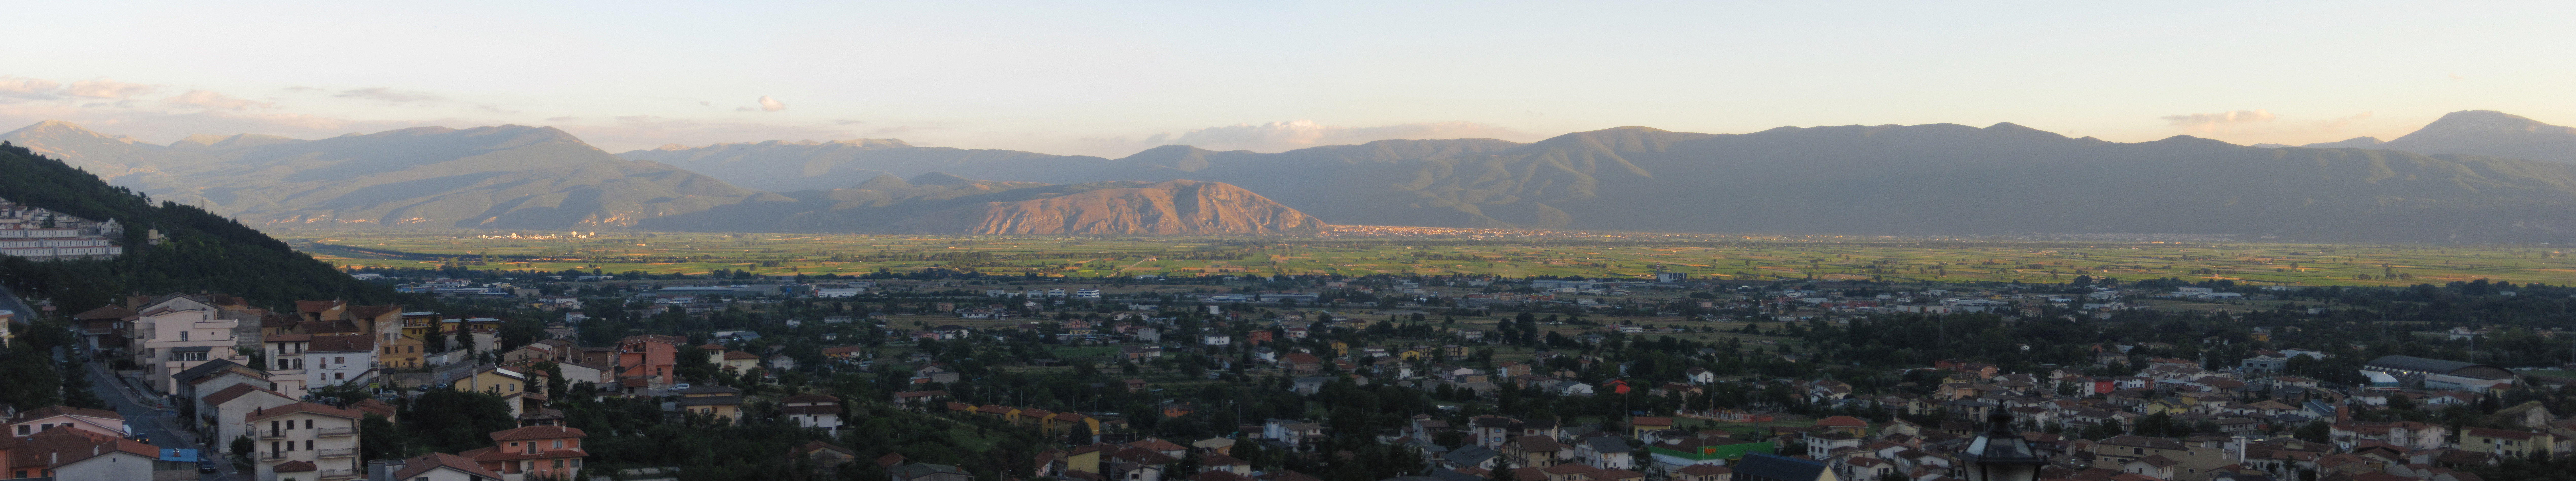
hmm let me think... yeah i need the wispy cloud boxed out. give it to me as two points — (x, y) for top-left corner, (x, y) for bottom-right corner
(162, 90), (271, 110)
(758, 95), (788, 112)
(1137, 120), (1537, 153)
(2161, 109), (2276, 133)
(61, 79), (159, 99)
(335, 87), (441, 103)
(0, 77), (63, 98)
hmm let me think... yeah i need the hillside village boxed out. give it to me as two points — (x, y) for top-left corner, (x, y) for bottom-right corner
(3, 266), (2568, 481)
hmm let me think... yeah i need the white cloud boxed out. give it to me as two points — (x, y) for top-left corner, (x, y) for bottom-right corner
(0, 77), (62, 98)
(162, 90), (270, 110)
(554, 115), (856, 152)
(62, 79), (158, 99)
(2161, 109), (2276, 133)
(758, 95), (788, 112)
(335, 87), (441, 103)
(1153, 120), (1538, 153)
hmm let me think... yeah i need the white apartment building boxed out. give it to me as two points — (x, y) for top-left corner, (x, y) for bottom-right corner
(247, 402), (364, 481)
(307, 335), (379, 388)
(134, 296), (248, 394)
(263, 334), (313, 398)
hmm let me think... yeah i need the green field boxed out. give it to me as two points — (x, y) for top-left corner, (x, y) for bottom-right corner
(277, 229), (2576, 287)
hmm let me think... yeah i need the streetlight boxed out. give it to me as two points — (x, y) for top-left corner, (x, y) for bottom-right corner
(1960, 410), (2044, 481)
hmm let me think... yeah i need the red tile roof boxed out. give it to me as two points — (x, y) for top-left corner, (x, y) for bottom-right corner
(392, 452), (505, 480)
(489, 425), (587, 441)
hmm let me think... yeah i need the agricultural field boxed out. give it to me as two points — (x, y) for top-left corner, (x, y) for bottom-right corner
(276, 228), (2576, 287)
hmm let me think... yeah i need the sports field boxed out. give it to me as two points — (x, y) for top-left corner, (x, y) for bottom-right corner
(278, 228), (2575, 287)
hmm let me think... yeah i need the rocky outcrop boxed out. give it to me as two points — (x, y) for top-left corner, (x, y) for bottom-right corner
(888, 180), (1327, 235)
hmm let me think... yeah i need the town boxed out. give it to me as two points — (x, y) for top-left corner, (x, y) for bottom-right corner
(3, 252), (2568, 481)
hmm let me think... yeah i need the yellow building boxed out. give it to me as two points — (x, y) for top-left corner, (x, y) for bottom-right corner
(678, 384), (746, 420)
(2462, 427), (2553, 458)
(456, 366), (530, 396)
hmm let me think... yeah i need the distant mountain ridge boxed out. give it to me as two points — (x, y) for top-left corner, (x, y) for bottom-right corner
(17, 110), (2576, 241)
(637, 173), (1324, 235)
(2374, 110), (2576, 163)
(3, 121), (780, 229)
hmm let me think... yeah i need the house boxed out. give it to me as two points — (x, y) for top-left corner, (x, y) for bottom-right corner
(2461, 427), (2552, 457)
(1684, 367), (1715, 384)
(785, 394), (846, 432)
(387, 452), (510, 481)
(678, 384), (748, 420)
(247, 402), (365, 481)
(1629, 417), (1674, 438)
(1810, 416), (1867, 437)
(307, 334), (378, 388)
(1574, 436), (1637, 470)
(795, 441), (861, 474)
(1284, 353), (1324, 375)
(3, 427), (168, 481)
(173, 359), (271, 417)
(131, 294), (251, 393)
(617, 334), (684, 386)
(720, 351), (762, 371)
(462, 425), (589, 481)
(7, 406), (126, 439)
(198, 384), (297, 443)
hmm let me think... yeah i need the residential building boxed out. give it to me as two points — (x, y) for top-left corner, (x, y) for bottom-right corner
(199, 383), (298, 442)
(679, 384), (746, 420)
(785, 394), (846, 432)
(247, 402), (364, 481)
(132, 294), (251, 393)
(2461, 427), (2552, 458)
(462, 425), (589, 481)
(308, 335), (377, 388)
(3, 427), (168, 480)
(7, 406), (126, 439)
(618, 335), (684, 386)
(387, 452), (509, 481)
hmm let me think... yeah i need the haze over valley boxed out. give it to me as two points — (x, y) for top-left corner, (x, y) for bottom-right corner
(8, 110), (2576, 241)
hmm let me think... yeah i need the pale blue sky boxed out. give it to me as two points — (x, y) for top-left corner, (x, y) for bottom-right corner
(1, 1), (2567, 156)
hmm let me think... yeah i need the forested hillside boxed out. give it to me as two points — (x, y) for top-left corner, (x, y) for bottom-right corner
(0, 141), (399, 310)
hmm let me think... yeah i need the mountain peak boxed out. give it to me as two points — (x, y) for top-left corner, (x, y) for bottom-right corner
(2378, 110), (2576, 163)
(855, 174), (914, 190)
(2408, 110), (2573, 136)
(907, 171), (973, 186)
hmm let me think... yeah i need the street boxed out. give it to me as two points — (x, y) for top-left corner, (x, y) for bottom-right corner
(1, 285), (235, 480)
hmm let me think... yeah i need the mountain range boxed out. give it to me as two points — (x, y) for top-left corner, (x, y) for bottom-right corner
(10, 110), (2576, 241)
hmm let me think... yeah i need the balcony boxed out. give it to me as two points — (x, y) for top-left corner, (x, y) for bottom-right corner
(260, 451), (288, 460)
(260, 430), (287, 439)
(314, 427), (357, 437)
(316, 448), (358, 458)
(318, 469), (362, 479)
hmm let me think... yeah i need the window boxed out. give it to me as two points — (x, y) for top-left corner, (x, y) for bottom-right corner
(304, 420), (312, 429)
(553, 459), (564, 468)
(553, 440), (564, 449)
(336, 356), (345, 363)
(305, 440), (313, 450)
(180, 331), (188, 341)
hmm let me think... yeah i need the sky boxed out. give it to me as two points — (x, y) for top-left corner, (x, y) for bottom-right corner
(1, 1), (2570, 157)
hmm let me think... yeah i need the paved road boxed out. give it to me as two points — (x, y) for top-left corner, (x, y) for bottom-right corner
(8, 281), (238, 481)
(0, 285), (33, 326)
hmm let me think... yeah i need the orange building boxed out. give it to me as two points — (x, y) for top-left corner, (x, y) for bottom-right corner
(618, 335), (685, 385)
